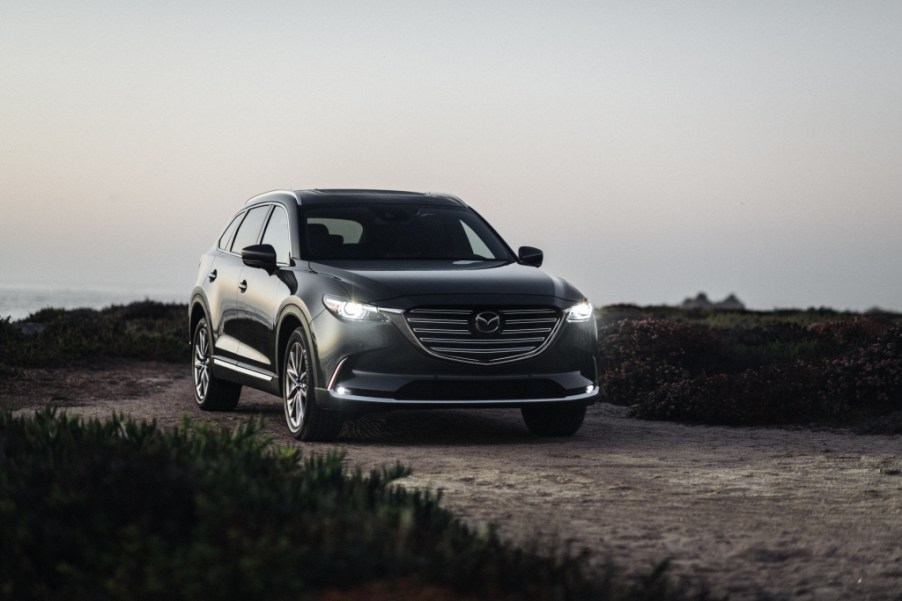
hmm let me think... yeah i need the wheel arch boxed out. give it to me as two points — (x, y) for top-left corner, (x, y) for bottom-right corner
(189, 296), (210, 344)
(275, 305), (318, 386)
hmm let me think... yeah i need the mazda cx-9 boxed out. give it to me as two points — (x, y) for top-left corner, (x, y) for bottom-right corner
(189, 189), (598, 441)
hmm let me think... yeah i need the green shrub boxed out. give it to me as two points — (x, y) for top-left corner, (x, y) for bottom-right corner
(0, 301), (187, 368)
(598, 318), (730, 407)
(816, 327), (902, 417)
(635, 363), (819, 425)
(597, 307), (902, 426)
(0, 409), (715, 601)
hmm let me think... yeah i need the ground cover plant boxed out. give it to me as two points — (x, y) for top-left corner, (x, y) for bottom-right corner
(0, 409), (716, 601)
(0, 301), (187, 368)
(598, 305), (902, 428)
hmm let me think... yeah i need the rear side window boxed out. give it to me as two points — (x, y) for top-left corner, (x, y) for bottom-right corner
(230, 206), (269, 253)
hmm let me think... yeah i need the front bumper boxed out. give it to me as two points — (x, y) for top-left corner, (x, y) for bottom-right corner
(310, 300), (599, 411)
(317, 372), (598, 411)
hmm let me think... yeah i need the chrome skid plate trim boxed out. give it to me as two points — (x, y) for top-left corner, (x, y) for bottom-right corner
(328, 385), (599, 406)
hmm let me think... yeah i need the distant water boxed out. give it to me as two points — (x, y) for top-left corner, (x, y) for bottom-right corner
(0, 285), (186, 321)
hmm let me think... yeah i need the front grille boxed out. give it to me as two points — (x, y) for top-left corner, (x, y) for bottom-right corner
(403, 307), (561, 364)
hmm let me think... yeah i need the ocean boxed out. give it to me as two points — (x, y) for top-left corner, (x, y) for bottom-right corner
(0, 285), (186, 321)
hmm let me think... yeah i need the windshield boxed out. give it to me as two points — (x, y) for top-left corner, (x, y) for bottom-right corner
(300, 205), (514, 261)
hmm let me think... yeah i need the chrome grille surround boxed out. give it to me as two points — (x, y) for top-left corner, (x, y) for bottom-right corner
(402, 307), (562, 364)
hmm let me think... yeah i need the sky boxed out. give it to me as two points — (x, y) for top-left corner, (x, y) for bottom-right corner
(2, 0), (901, 311)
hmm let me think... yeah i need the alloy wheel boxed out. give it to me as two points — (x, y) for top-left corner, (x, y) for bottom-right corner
(193, 325), (211, 403)
(285, 340), (309, 431)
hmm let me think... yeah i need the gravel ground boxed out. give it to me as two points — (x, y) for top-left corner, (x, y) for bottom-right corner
(3, 360), (901, 601)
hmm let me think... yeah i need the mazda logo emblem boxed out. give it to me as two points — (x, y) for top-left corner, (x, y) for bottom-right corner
(473, 311), (502, 334)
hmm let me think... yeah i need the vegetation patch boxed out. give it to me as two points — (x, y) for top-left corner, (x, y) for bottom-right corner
(0, 409), (716, 601)
(0, 301), (187, 368)
(598, 305), (902, 428)
(4, 300), (900, 429)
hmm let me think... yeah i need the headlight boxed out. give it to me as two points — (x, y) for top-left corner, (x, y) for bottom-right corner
(565, 300), (593, 322)
(323, 295), (385, 321)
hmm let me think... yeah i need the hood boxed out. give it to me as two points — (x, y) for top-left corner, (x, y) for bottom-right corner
(308, 260), (585, 306)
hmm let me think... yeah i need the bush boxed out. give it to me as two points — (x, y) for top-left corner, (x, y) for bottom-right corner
(0, 409), (716, 601)
(816, 327), (902, 417)
(597, 307), (902, 426)
(635, 363), (819, 425)
(0, 301), (187, 368)
(598, 319), (730, 407)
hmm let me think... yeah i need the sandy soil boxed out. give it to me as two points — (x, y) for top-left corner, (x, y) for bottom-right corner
(3, 360), (901, 601)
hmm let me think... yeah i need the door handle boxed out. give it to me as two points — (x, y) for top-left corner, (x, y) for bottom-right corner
(238, 280), (248, 293)
(208, 269), (218, 282)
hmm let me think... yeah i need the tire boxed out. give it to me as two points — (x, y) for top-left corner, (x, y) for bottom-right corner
(283, 327), (343, 441)
(192, 318), (241, 411)
(521, 404), (586, 436)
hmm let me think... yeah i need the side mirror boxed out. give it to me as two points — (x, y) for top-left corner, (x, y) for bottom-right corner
(242, 244), (278, 272)
(517, 246), (543, 267)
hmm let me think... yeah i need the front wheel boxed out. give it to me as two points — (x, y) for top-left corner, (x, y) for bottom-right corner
(192, 318), (241, 411)
(521, 404), (586, 436)
(283, 328), (343, 441)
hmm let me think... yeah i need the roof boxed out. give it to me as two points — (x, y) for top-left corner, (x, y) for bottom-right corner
(245, 189), (467, 207)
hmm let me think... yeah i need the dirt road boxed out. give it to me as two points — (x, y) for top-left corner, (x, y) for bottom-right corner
(4, 360), (901, 601)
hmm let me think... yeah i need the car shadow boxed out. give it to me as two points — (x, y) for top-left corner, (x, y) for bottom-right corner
(337, 408), (583, 447)
(228, 389), (595, 446)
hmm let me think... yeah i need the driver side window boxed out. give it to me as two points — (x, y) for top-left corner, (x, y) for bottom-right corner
(230, 206), (269, 253)
(261, 206), (291, 265)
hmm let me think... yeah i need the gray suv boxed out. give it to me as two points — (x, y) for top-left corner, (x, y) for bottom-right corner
(189, 189), (598, 440)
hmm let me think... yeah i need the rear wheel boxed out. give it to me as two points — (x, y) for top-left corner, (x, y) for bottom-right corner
(192, 318), (241, 411)
(283, 327), (343, 441)
(521, 404), (586, 436)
